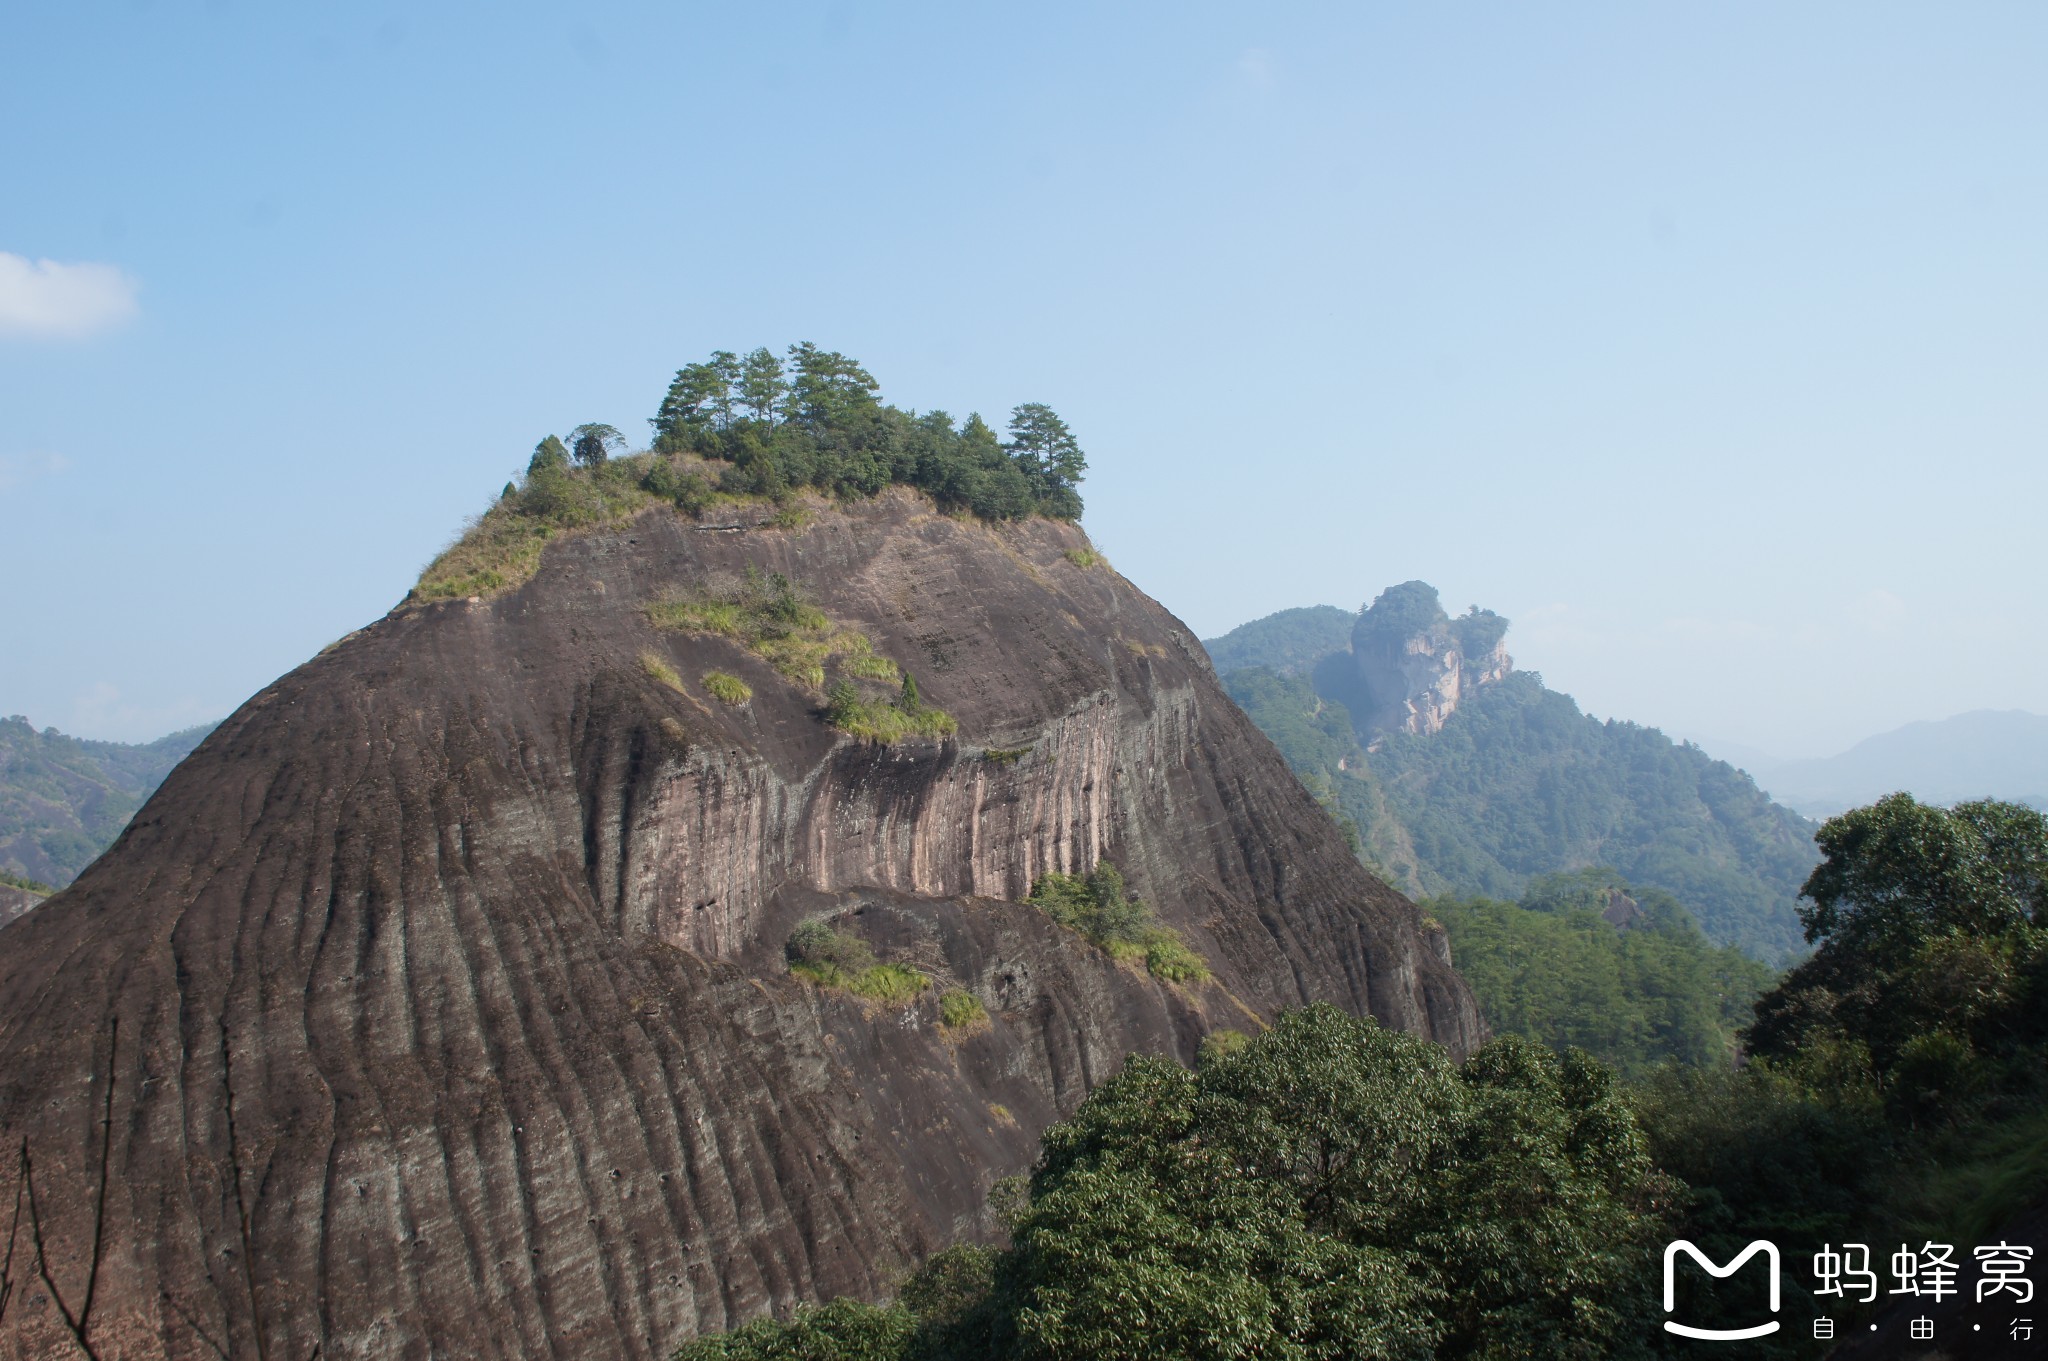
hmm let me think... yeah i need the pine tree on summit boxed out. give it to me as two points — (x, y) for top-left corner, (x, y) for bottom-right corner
(738, 347), (786, 423)
(652, 361), (730, 445)
(1007, 402), (1086, 520)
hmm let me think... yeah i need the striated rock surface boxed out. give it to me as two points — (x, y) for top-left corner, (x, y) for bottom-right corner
(0, 489), (1482, 1360)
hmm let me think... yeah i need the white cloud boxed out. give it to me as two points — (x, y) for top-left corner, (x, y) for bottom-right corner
(1237, 48), (1277, 90)
(0, 450), (69, 492)
(0, 252), (139, 339)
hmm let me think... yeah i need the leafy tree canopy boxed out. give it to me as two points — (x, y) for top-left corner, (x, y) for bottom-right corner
(1633, 796), (2048, 1353)
(1747, 794), (2048, 1105)
(528, 434), (570, 475)
(569, 422), (627, 467)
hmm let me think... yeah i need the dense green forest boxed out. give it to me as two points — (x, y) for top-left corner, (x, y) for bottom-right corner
(1372, 672), (1817, 959)
(0, 715), (214, 887)
(1211, 600), (1818, 960)
(675, 796), (2048, 1359)
(1428, 869), (1778, 1077)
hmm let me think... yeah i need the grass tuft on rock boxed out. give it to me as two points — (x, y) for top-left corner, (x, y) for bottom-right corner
(703, 671), (752, 705)
(640, 651), (686, 693)
(647, 569), (860, 688)
(938, 989), (989, 1031)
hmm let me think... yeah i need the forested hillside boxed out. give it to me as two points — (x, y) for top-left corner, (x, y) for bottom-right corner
(1426, 868), (1777, 1076)
(0, 715), (213, 888)
(1210, 596), (1818, 959)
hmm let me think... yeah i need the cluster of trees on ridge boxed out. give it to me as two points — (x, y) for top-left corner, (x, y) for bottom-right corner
(419, 347), (1087, 600)
(646, 343), (1085, 520)
(675, 793), (2048, 1359)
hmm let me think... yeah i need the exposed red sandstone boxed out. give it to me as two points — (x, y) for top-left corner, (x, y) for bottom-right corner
(0, 489), (1482, 1359)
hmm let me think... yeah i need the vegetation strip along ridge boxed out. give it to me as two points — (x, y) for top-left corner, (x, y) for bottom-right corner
(416, 344), (1089, 602)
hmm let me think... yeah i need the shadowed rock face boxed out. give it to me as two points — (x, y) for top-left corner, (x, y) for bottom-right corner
(0, 490), (1483, 1360)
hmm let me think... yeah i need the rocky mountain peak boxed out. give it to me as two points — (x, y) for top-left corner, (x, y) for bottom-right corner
(1350, 581), (1512, 739)
(0, 488), (1481, 1358)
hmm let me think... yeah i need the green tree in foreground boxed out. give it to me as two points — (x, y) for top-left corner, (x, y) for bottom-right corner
(1747, 794), (2047, 1113)
(675, 1006), (1673, 1361)
(1630, 795), (2048, 1355)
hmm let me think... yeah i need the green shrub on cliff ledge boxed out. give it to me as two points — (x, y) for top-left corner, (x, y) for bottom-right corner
(0, 869), (55, 896)
(649, 572), (956, 741)
(648, 569), (858, 688)
(823, 672), (957, 744)
(1027, 862), (1210, 984)
(786, 918), (931, 1004)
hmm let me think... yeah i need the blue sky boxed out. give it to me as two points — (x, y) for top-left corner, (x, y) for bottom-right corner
(4, 2), (2044, 757)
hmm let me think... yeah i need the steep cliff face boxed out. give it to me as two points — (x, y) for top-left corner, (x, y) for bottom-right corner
(1349, 581), (1511, 739)
(0, 490), (1482, 1360)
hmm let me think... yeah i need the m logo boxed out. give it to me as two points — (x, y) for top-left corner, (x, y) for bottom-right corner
(1663, 1240), (1782, 1340)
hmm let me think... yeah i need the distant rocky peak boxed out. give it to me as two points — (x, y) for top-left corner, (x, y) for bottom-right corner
(1350, 581), (1512, 739)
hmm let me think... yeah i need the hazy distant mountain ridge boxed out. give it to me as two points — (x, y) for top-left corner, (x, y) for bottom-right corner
(1208, 587), (1818, 958)
(1200, 605), (1355, 677)
(0, 715), (214, 888)
(1725, 709), (2048, 817)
